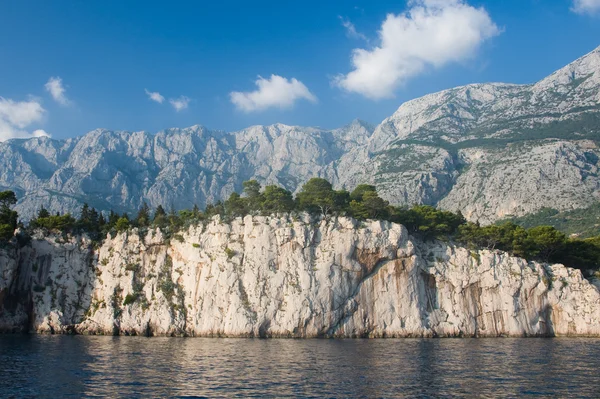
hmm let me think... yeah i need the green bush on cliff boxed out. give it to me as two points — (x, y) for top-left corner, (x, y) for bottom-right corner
(456, 221), (600, 271)
(115, 217), (130, 232)
(0, 190), (18, 241)
(30, 213), (77, 232)
(123, 293), (139, 306)
(224, 247), (235, 259)
(390, 205), (465, 240)
(0, 224), (14, 242)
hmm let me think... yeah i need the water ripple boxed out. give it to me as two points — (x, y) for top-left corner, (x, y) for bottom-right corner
(1, 336), (600, 398)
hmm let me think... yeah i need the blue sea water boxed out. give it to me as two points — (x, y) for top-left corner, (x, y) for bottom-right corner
(1, 336), (599, 398)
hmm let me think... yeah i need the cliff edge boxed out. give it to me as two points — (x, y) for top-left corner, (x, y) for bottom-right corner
(1, 215), (599, 337)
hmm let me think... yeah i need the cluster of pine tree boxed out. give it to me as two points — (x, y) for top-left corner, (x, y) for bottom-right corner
(2, 179), (600, 273)
(458, 222), (600, 270)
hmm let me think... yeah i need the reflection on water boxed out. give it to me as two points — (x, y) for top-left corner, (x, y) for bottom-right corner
(1, 336), (600, 398)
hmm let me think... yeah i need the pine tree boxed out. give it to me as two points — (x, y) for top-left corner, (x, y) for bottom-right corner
(225, 192), (248, 217)
(262, 186), (294, 214)
(153, 205), (167, 228)
(296, 178), (336, 215)
(38, 206), (50, 219)
(242, 180), (263, 212)
(135, 202), (151, 227)
(0, 190), (18, 241)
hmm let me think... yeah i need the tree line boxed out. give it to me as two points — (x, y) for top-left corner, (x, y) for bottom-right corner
(1, 178), (600, 273)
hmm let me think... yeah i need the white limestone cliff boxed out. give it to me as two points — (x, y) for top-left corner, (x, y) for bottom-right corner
(1, 216), (599, 337)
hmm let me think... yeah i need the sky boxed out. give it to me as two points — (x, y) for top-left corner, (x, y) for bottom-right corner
(0, 0), (600, 141)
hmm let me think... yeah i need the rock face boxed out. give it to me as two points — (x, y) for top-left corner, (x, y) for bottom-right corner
(1, 47), (600, 223)
(1, 216), (599, 337)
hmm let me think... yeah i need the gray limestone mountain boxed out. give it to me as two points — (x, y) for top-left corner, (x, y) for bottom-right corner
(1, 46), (600, 223)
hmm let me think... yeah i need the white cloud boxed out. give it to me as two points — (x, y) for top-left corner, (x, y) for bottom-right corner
(44, 76), (70, 105)
(169, 96), (190, 112)
(145, 89), (165, 104)
(334, 0), (501, 99)
(0, 97), (49, 141)
(230, 75), (317, 112)
(572, 0), (600, 14)
(339, 16), (368, 41)
(32, 129), (50, 138)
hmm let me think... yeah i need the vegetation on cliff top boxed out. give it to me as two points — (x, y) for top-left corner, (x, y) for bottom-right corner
(505, 203), (600, 239)
(2, 178), (600, 274)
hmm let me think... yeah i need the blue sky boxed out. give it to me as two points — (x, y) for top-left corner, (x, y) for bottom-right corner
(0, 0), (599, 140)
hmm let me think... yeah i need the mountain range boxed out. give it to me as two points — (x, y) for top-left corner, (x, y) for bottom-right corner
(1, 46), (599, 223)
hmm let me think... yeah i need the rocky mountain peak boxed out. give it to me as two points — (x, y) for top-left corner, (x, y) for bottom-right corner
(1, 46), (600, 224)
(535, 45), (600, 91)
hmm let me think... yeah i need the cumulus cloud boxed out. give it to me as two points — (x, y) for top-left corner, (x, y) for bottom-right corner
(32, 129), (50, 137)
(169, 96), (190, 112)
(572, 0), (600, 14)
(334, 0), (501, 99)
(230, 75), (317, 112)
(145, 89), (165, 104)
(339, 16), (368, 41)
(44, 76), (70, 105)
(0, 97), (49, 141)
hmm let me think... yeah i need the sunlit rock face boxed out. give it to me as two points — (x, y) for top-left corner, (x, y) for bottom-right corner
(1, 47), (600, 224)
(1, 216), (599, 337)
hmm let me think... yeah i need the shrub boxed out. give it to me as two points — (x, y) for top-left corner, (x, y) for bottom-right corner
(0, 224), (14, 241)
(0, 191), (18, 241)
(111, 286), (123, 318)
(123, 293), (139, 306)
(125, 263), (139, 272)
(173, 234), (185, 243)
(31, 214), (77, 232)
(159, 279), (175, 301)
(115, 217), (130, 232)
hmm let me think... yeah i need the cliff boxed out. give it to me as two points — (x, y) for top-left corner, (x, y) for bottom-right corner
(1, 215), (599, 337)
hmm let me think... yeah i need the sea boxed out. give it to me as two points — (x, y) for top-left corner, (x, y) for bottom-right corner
(1, 336), (599, 398)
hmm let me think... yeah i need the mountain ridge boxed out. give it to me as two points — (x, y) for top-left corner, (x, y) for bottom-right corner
(1, 45), (599, 223)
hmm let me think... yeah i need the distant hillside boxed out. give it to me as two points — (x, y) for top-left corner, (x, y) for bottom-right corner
(507, 203), (600, 238)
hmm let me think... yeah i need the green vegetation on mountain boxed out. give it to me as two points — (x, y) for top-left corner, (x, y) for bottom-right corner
(386, 106), (600, 154)
(505, 203), (600, 239)
(457, 221), (600, 270)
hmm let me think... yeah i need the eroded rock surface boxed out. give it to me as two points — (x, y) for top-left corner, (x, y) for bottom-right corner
(1, 216), (599, 337)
